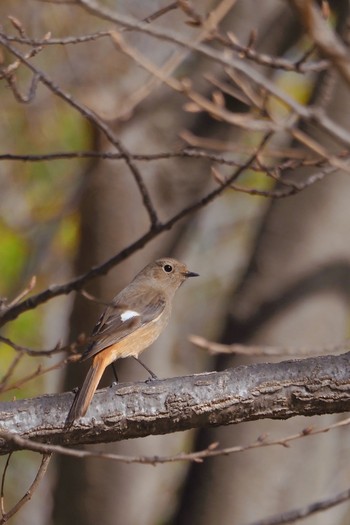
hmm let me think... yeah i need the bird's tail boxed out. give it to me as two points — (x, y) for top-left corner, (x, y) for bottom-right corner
(65, 356), (106, 426)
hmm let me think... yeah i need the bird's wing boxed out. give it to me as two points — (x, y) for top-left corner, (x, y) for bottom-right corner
(81, 290), (166, 361)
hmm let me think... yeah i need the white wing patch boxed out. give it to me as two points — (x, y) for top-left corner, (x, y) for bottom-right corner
(120, 310), (141, 322)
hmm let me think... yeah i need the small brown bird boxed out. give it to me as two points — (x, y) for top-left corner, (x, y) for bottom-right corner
(66, 258), (198, 425)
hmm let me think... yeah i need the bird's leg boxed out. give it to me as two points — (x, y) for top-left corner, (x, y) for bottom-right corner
(110, 362), (119, 386)
(133, 356), (158, 380)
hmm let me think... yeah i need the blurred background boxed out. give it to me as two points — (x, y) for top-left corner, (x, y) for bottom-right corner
(1, 1), (350, 524)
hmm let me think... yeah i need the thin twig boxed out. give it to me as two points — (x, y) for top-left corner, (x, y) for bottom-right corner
(6, 277), (37, 308)
(1, 416), (350, 465)
(71, 0), (350, 146)
(0, 35), (159, 229)
(0, 453), (51, 524)
(0, 454), (12, 519)
(189, 334), (350, 357)
(247, 487), (350, 525)
(0, 353), (24, 392)
(2, 29), (328, 73)
(291, 0), (350, 89)
(0, 139), (264, 327)
(0, 355), (78, 393)
(111, 30), (280, 132)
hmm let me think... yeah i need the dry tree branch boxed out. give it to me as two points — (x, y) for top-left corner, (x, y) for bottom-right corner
(1, 30), (110, 46)
(0, 145), (327, 164)
(0, 316), (92, 359)
(70, 0), (350, 146)
(5, 277), (37, 309)
(0, 70), (40, 104)
(290, 0), (350, 89)
(248, 486), (350, 525)
(109, 25), (350, 166)
(1, 414), (350, 466)
(189, 334), (350, 357)
(0, 355), (77, 394)
(0, 351), (350, 452)
(180, 130), (325, 159)
(1, 30), (328, 74)
(113, 0), (237, 120)
(0, 454), (11, 520)
(0, 35), (159, 229)
(0, 354), (24, 393)
(77, 0), (330, 76)
(291, 128), (350, 174)
(0, 453), (51, 524)
(211, 165), (330, 199)
(0, 148), (248, 166)
(0, 140), (261, 327)
(0, 335), (66, 358)
(215, 31), (321, 72)
(111, 30), (281, 132)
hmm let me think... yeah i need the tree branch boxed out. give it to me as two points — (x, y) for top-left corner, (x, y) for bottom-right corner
(0, 453), (51, 524)
(248, 486), (350, 525)
(1, 352), (350, 454)
(0, 146), (257, 328)
(290, 0), (350, 89)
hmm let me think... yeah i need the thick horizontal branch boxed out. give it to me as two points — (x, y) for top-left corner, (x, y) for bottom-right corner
(1, 352), (350, 454)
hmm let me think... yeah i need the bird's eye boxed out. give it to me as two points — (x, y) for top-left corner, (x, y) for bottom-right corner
(163, 264), (173, 273)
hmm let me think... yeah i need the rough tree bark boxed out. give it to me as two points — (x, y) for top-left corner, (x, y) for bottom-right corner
(2, 352), (350, 453)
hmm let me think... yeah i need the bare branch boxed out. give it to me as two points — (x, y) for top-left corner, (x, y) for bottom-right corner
(291, 0), (350, 89)
(1, 414), (350, 466)
(111, 31), (281, 132)
(69, 0), (350, 146)
(4, 277), (37, 309)
(248, 486), (350, 525)
(0, 453), (51, 524)
(0, 354), (24, 392)
(0, 352), (350, 453)
(0, 35), (159, 229)
(189, 334), (350, 357)
(0, 142), (260, 327)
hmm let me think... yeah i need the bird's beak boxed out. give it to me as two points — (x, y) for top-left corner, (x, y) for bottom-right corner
(183, 271), (199, 278)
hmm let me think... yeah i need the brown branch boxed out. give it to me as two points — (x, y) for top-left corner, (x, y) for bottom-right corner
(0, 352), (350, 453)
(1, 28), (328, 74)
(212, 29), (328, 73)
(291, 0), (350, 89)
(143, 1), (178, 24)
(1, 30), (111, 46)
(248, 486), (350, 525)
(189, 334), (350, 357)
(0, 141), (260, 328)
(0, 148), (245, 167)
(0, 147), (322, 165)
(0, 453), (51, 524)
(0, 334), (71, 358)
(0, 35), (159, 229)
(0, 354), (80, 394)
(0, 70), (40, 103)
(1, 414), (349, 466)
(0, 454), (11, 519)
(111, 30), (279, 132)
(70, 0), (350, 146)
(113, 0), (237, 120)
(0, 354), (24, 392)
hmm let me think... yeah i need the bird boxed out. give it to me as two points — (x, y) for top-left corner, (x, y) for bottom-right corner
(66, 257), (199, 425)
